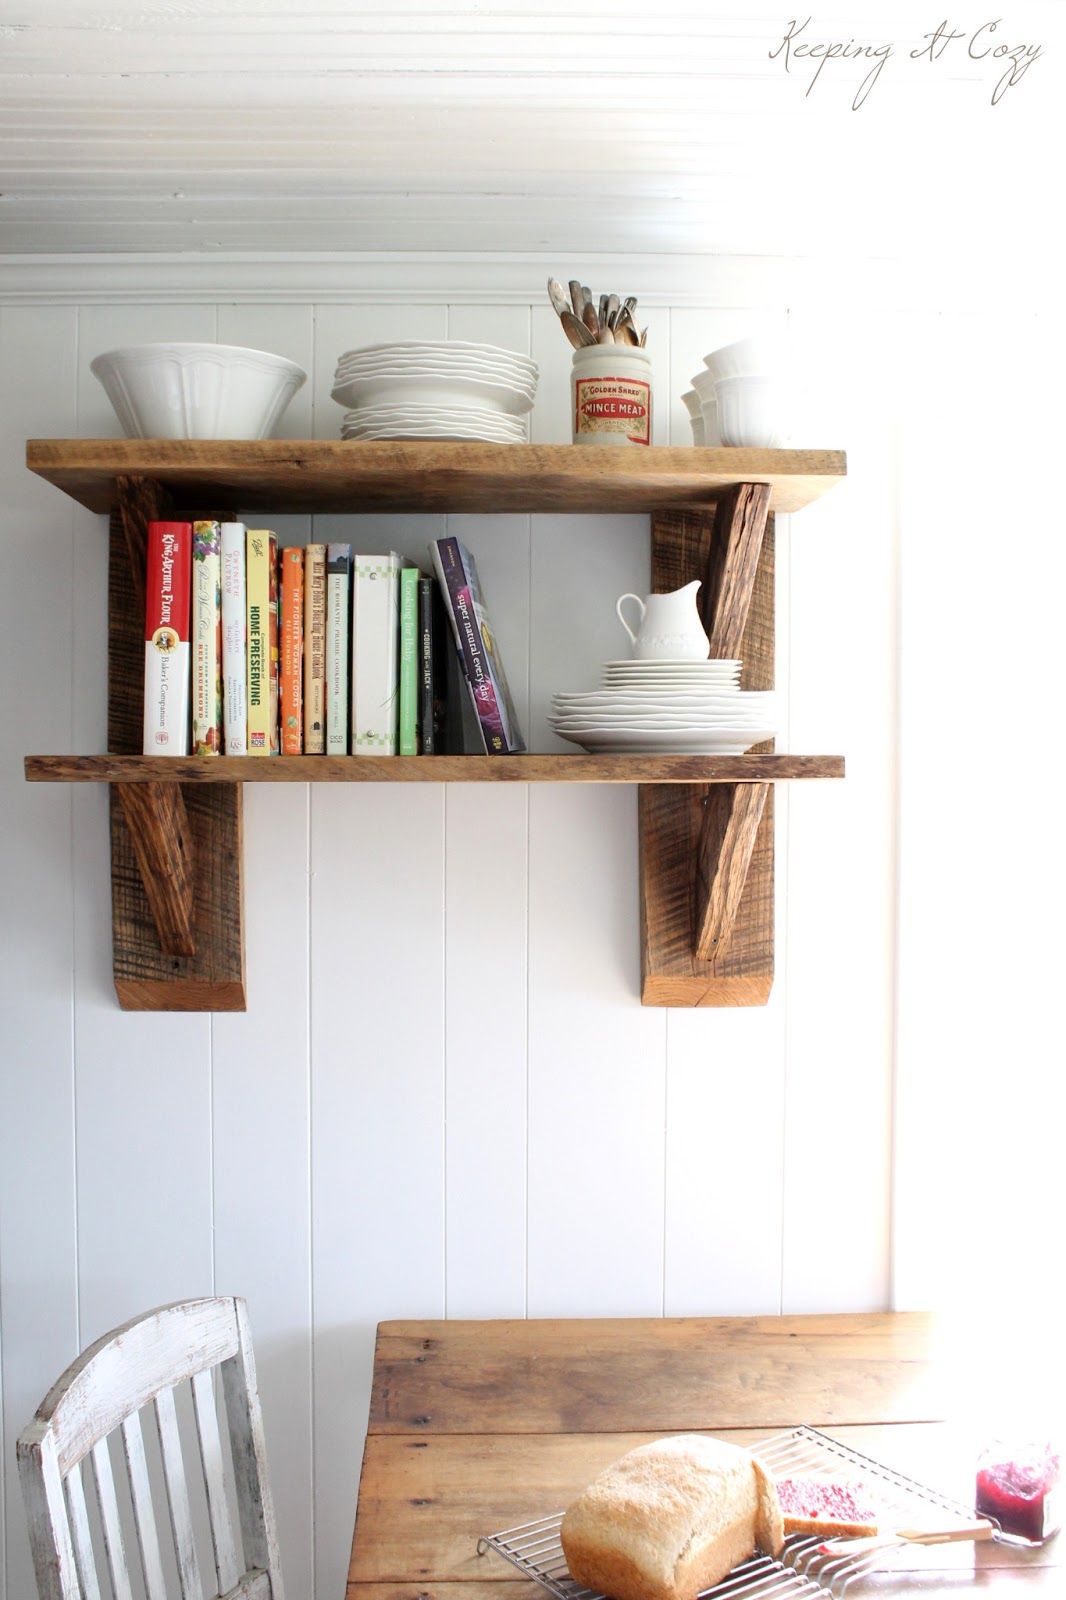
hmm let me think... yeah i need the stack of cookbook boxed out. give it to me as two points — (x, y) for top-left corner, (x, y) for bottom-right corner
(141, 521), (524, 758)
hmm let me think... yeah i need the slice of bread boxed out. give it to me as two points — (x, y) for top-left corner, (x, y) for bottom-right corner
(776, 1477), (879, 1538)
(560, 1435), (784, 1600)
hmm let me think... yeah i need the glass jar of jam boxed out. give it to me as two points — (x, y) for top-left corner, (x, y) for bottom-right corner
(976, 1438), (1061, 1545)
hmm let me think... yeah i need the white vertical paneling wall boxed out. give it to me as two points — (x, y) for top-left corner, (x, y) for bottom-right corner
(0, 260), (899, 1600)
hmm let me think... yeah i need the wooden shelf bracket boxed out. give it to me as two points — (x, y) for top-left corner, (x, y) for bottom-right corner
(108, 479), (246, 1011)
(115, 782), (196, 956)
(640, 485), (778, 1007)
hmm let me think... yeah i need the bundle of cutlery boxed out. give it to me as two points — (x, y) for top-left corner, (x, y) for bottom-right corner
(547, 278), (647, 348)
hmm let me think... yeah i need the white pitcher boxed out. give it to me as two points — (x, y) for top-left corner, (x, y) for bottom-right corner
(615, 580), (710, 661)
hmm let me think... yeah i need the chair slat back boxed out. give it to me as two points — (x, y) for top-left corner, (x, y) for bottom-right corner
(64, 1466), (102, 1600)
(155, 1384), (206, 1600)
(90, 1437), (134, 1600)
(17, 1298), (284, 1600)
(191, 1370), (241, 1596)
(121, 1410), (169, 1600)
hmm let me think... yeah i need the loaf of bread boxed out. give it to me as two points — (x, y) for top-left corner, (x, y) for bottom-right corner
(560, 1436), (784, 1600)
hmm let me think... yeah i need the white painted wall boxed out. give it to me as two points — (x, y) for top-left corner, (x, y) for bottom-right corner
(0, 248), (1016, 1600)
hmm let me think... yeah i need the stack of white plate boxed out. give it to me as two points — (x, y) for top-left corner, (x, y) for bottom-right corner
(340, 405), (527, 443)
(549, 659), (777, 754)
(332, 341), (537, 439)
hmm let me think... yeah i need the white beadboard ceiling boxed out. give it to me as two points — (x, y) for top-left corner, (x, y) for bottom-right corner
(0, 0), (1060, 257)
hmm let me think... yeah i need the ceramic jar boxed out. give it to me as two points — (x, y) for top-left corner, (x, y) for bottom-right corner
(571, 345), (652, 446)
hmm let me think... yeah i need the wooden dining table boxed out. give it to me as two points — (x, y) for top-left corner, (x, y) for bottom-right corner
(347, 1314), (1061, 1599)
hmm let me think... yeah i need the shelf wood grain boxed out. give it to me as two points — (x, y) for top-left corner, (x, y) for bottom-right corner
(347, 1315), (1061, 1600)
(26, 440), (846, 516)
(640, 499), (781, 1006)
(25, 753), (845, 785)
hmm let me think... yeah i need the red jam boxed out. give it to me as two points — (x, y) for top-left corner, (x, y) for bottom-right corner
(976, 1442), (1061, 1544)
(776, 1478), (878, 1529)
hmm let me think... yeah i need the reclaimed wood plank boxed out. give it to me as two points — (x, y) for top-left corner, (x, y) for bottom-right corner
(26, 753), (845, 785)
(115, 473), (170, 613)
(703, 483), (772, 659)
(107, 503), (145, 758)
(346, 1582), (1065, 1600)
(368, 1314), (943, 1435)
(110, 783), (245, 1010)
(26, 441), (847, 518)
(694, 782), (770, 962)
(347, 1316), (1060, 1600)
(346, 1585), (546, 1600)
(115, 782), (196, 957)
(348, 1425), (1062, 1585)
(348, 1316), (1059, 1600)
(690, 483), (774, 967)
(641, 509), (776, 1005)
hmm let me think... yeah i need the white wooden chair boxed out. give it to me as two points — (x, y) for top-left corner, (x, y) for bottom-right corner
(17, 1297), (284, 1600)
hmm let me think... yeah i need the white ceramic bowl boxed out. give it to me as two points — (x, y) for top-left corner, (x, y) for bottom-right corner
(90, 343), (307, 440)
(700, 397), (721, 446)
(680, 389), (706, 445)
(702, 336), (782, 383)
(714, 375), (790, 448)
(686, 373), (722, 445)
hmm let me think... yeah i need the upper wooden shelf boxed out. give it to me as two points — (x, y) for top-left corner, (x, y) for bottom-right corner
(25, 753), (845, 786)
(26, 440), (847, 517)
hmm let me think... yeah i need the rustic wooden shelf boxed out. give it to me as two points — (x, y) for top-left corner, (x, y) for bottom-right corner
(26, 439), (846, 516)
(24, 439), (846, 1013)
(26, 753), (845, 785)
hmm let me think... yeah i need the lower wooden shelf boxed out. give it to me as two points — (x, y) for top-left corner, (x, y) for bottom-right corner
(26, 750), (842, 1012)
(25, 753), (845, 785)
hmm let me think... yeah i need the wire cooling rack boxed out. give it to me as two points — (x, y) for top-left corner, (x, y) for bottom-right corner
(477, 1425), (982, 1600)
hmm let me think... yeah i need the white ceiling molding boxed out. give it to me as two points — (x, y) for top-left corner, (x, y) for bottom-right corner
(0, 250), (943, 309)
(1, 2), (1058, 259)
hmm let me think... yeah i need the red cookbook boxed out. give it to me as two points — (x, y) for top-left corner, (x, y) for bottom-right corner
(143, 520), (192, 755)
